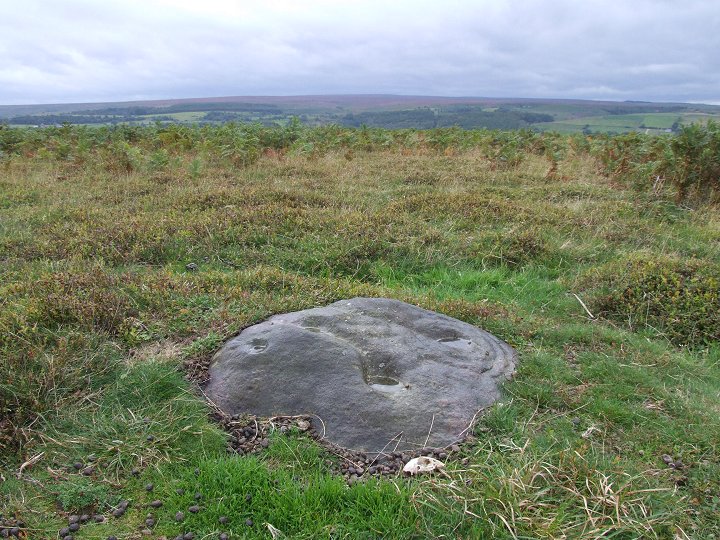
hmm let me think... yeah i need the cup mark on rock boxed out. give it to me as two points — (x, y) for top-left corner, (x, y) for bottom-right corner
(249, 338), (267, 353)
(365, 375), (406, 394)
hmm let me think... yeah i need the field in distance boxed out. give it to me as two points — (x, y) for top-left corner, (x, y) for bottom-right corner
(2, 94), (720, 134)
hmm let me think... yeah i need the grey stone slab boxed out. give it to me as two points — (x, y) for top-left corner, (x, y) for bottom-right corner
(206, 297), (517, 453)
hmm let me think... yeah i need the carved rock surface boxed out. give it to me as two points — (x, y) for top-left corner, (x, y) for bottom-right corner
(206, 298), (517, 453)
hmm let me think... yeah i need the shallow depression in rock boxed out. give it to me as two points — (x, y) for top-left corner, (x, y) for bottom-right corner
(365, 375), (406, 394)
(248, 338), (267, 353)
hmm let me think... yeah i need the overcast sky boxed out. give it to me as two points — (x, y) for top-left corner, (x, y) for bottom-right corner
(1, 0), (719, 105)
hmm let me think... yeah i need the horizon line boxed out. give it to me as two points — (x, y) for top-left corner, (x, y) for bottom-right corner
(2, 93), (717, 109)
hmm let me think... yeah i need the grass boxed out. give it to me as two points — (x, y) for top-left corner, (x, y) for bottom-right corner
(140, 112), (208, 122)
(536, 112), (720, 134)
(1, 126), (719, 538)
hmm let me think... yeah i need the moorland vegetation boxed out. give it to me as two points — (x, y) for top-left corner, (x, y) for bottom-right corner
(0, 121), (719, 538)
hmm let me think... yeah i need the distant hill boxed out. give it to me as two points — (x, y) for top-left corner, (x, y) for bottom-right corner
(2, 94), (719, 134)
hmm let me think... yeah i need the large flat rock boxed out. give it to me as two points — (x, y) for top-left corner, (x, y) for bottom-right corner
(205, 298), (517, 453)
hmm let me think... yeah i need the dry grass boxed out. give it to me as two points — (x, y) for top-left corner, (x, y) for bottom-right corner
(1, 125), (719, 538)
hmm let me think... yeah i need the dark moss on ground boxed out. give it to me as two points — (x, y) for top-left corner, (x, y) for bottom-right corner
(587, 255), (719, 347)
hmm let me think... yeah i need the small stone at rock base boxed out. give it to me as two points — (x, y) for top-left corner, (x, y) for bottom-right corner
(79, 515), (90, 523)
(131, 467), (140, 476)
(175, 511), (185, 521)
(68, 523), (80, 532)
(145, 482), (154, 491)
(188, 505), (200, 513)
(450, 445), (461, 453)
(9, 529), (19, 538)
(82, 467), (94, 476)
(94, 515), (105, 523)
(68, 516), (80, 525)
(112, 501), (129, 518)
(145, 518), (155, 527)
(149, 499), (163, 508)
(72, 462), (83, 470)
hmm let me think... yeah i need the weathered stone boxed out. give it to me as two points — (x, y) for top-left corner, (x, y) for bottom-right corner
(206, 298), (516, 453)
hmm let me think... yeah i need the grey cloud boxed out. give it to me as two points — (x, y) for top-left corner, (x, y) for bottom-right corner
(0, 0), (718, 104)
